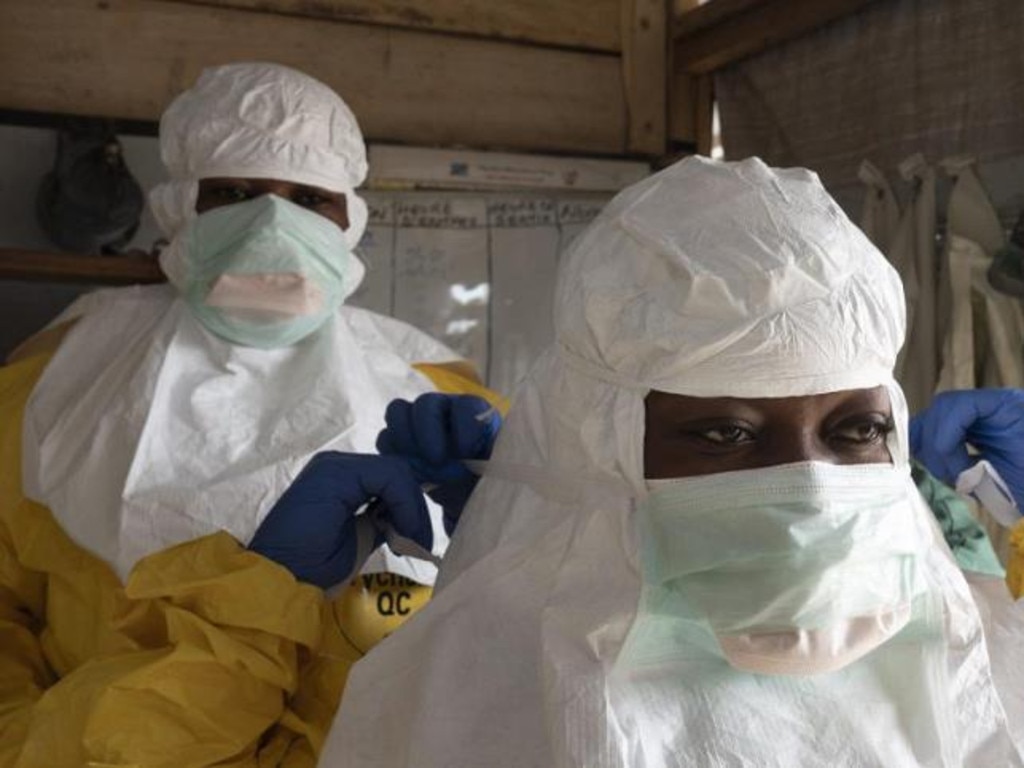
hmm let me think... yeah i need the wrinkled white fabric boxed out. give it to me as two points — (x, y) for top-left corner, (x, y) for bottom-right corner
(936, 157), (1024, 392)
(149, 62), (370, 289)
(858, 159), (901, 251)
(957, 460), (1021, 529)
(19, 63), (462, 584)
(552, 158), (904, 399)
(861, 155), (939, 413)
(22, 285), (459, 583)
(967, 573), (1024, 756)
(636, 462), (927, 677)
(325, 157), (1023, 767)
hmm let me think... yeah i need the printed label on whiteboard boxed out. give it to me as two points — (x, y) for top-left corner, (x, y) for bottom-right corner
(558, 199), (605, 226)
(395, 244), (451, 280)
(488, 198), (557, 228)
(367, 199), (394, 226)
(396, 199), (485, 229)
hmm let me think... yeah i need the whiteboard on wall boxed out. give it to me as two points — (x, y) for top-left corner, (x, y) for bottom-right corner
(349, 192), (608, 396)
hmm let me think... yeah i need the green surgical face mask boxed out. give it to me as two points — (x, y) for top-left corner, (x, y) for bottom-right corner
(620, 460), (930, 676)
(182, 194), (362, 348)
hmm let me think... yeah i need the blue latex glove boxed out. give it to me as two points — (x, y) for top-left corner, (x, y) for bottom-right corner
(376, 393), (502, 533)
(910, 388), (1024, 510)
(249, 452), (431, 589)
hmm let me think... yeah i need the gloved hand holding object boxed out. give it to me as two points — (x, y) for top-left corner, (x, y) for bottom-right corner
(377, 393), (502, 532)
(910, 388), (1024, 525)
(249, 452), (432, 589)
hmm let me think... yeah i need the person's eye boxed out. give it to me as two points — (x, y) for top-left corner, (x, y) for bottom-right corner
(692, 424), (756, 446)
(211, 185), (250, 203)
(830, 415), (895, 446)
(295, 191), (330, 208)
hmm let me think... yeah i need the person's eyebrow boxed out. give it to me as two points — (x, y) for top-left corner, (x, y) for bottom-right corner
(298, 184), (341, 197)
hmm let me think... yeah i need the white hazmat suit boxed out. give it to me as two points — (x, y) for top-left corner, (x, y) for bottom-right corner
(22, 63), (460, 583)
(0, 63), (499, 766)
(323, 157), (1024, 768)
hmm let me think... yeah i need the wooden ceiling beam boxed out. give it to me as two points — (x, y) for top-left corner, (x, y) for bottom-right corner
(621, 0), (668, 155)
(171, 0), (622, 52)
(673, 0), (882, 74)
(0, 249), (164, 285)
(0, 0), (627, 156)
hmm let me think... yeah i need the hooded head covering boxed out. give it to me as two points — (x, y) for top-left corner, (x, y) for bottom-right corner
(555, 156), (904, 398)
(149, 62), (369, 285)
(323, 158), (1023, 768)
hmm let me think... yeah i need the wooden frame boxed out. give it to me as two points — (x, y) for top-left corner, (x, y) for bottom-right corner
(621, 0), (668, 155)
(173, 0), (623, 52)
(0, 249), (164, 285)
(674, 0), (881, 74)
(0, 0), (675, 285)
(0, 0), (887, 164)
(671, 0), (883, 153)
(0, 0), (888, 286)
(0, 0), (628, 156)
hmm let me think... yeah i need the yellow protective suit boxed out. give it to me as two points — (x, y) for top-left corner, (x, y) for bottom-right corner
(1010, 520), (1024, 599)
(0, 338), (503, 767)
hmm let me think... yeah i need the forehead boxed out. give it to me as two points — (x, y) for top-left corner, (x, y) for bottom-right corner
(198, 176), (339, 195)
(645, 387), (891, 421)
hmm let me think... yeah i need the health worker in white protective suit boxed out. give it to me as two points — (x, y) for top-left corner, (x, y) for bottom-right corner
(0, 62), (499, 767)
(323, 157), (1024, 767)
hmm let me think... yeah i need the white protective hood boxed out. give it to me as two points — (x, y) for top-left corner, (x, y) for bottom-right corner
(150, 62), (370, 287)
(323, 158), (1023, 767)
(21, 63), (458, 584)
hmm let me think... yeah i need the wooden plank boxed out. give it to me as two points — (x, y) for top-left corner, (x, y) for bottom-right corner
(0, 0), (626, 156)
(674, 0), (767, 37)
(669, 72), (698, 146)
(667, 0), (701, 148)
(695, 75), (715, 156)
(673, 0), (882, 74)
(0, 249), (165, 285)
(621, 0), (668, 155)
(172, 0), (622, 53)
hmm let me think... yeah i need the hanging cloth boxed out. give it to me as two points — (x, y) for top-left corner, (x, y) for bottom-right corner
(858, 160), (901, 250)
(936, 156), (1024, 392)
(864, 155), (938, 413)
